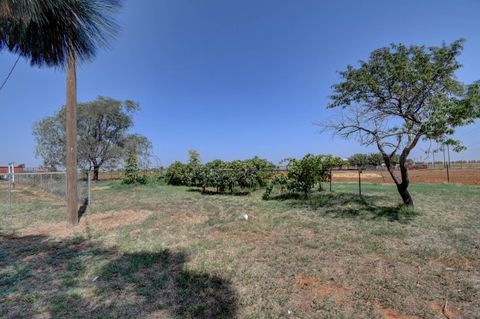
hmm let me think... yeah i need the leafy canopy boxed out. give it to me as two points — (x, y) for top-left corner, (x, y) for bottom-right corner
(328, 39), (479, 154)
(327, 39), (480, 206)
(33, 96), (151, 176)
(263, 154), (343, 199)
(165, 152), (276, 194)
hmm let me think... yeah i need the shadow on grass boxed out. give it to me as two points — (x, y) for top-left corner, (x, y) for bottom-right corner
(187, 188), (251, 196)
(269, 192), (418, 222)
(0, 235), (237, 319)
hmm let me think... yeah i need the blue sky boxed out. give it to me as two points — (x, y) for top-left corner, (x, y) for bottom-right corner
(1, 0), (479, 167)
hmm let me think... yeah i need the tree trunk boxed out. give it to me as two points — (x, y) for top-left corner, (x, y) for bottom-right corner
(383, 155), (414, 208)
(93, 165), (100, 181)
(396, 183), (414, 207)
(398, 160), (414, 208)
(66, 54), (78, 225)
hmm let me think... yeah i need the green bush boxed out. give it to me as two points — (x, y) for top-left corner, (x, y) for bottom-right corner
(263, 154), (342, 199)
(122, 152), (151, 185)
(122, 152), (140, 184)
(262, 182), (274, 200)
(165, 161), (190, 186)
(165, 154), (275, 194)
(136, 174), (149, 185)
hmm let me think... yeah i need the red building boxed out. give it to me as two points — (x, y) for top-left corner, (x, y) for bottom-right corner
(0, 166), (24, 174)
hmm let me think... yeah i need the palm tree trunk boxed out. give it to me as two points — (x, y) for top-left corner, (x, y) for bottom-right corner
(66, 54), (78, 225)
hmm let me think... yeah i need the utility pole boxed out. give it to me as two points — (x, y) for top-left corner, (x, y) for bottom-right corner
(66, 54), (78, 225)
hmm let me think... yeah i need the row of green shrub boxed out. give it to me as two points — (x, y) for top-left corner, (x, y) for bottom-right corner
(165, 156), (276, 193)
(122, 151), (344, 198)
(263, 154), (343, 199)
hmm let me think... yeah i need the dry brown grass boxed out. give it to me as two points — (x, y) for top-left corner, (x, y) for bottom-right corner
(20, 209), (152, 239)
(1, 181), (479, 318)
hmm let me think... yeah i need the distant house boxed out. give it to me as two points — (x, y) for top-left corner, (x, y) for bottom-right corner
(0, 166), (24, 174)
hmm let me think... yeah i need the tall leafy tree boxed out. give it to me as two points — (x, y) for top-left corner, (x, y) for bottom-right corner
(0, 0), (121, 224)
(327, 40), (480, 207)
(33, 97), (151, 181)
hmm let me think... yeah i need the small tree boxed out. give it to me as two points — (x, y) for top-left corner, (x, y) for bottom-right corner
(188, 150), (201, 166)
(327, 40), (479, 207)
(123, 152), (140, 184)
(264, 154), (342, 199)
(285, 154), (323, 198)
(165, 161), (190, 186)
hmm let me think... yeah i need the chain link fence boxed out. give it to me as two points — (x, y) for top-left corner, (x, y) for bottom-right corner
(1, 171), (91, 206)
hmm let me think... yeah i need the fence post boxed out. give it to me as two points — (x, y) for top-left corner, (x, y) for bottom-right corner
(358, 169), (362, 197)
(446, 164), (450, 183)
(329, 169), (332, 192)
(8, 172), (12, 206)
(88, 171), (91, 205)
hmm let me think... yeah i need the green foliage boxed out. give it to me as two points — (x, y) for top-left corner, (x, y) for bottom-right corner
(328, 40), (480, 206)
(367, 153), (383, 166)
(0, 0), (122, 67)
(33, 96), (151, 179)
(188, 150), (201, 166)
(348, 153), (369, 167)
(264, 154), (342, 199)
(347, 153), (395, 167)
(122, 152), (146, 185)
(165, 152), (275, 194)
(329, 40), (480, 153)
(165, 161), (191, 186)
(262, 183), (274, 200)
(287, 154), (321, 197)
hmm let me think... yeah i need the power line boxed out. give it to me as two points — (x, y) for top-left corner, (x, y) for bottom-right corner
(0, 56), (21, 92)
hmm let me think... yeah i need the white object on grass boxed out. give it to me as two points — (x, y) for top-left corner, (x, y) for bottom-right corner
(92, 276), (99, 282)
(243, 214), (249, 220)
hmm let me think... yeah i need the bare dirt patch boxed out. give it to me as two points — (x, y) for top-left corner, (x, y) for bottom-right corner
(379, 306), (421, 319)
(428, 301), (462, 319)
(294, 275), (350, 311)
(332, 169), (480, 185)
(20, 210), (152, 239)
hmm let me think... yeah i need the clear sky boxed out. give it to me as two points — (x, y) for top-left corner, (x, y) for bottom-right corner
(1, 0), (479, 167)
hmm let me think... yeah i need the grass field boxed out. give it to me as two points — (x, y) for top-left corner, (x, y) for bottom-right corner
(1, 181), (479, 318)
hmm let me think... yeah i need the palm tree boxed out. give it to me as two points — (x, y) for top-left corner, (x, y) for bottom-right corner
(1, 0), (121, 225)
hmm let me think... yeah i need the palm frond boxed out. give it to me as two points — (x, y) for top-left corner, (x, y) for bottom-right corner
(0, 0), (122, 67)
